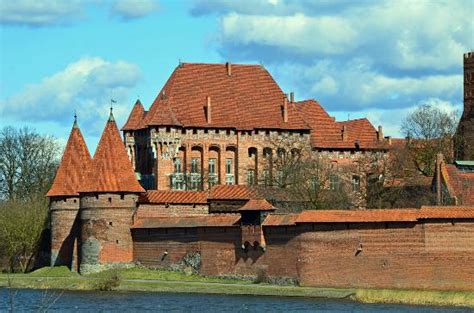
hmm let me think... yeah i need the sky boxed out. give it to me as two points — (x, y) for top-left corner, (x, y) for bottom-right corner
(0, 0), (473, 152)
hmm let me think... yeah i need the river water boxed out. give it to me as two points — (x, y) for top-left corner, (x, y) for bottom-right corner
(0, 288), (472, 312)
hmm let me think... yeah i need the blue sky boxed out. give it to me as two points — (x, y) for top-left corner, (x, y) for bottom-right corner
(1, 0), (473, 152)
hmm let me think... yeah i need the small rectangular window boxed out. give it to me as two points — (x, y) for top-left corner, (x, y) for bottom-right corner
(329, 175), (339, 191)
(208, 158), (216, 174)
(191, 158), (200, 173)
(174, 157), (182, 173)
(247, 169), (255, 185)
(225, 158), (232, 175)
(352, 175), (361, 192)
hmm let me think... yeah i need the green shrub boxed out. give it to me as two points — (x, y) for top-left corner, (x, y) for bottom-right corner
(94, 270), (121, 291)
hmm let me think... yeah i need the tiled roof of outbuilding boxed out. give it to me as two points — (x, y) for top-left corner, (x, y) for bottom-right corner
(239, 199), (276, 211)
(297, 209), (419, 223)
(47, 122), (92, 197)
(262, 214), (299, 226)
(140, 190), (208, 204)
(142, 63), (310, 130)
(132, 214), (241, 229)
(442, 164), (474, 205)
(80, 114), (145, 193)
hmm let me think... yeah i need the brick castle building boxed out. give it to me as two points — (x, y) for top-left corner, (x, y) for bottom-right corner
(47, 56), (474, 290)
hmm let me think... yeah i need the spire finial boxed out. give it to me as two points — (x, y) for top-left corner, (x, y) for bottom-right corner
(73, 110), (78, 128)
(109, 99), (116, 122)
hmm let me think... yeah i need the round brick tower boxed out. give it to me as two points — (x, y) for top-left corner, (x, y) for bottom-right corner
(78, 110), (145, 274)
(47, 117), (92, 270)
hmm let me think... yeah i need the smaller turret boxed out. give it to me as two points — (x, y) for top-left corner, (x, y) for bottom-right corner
(79, 109), (145, 274)
(47, 114), (92, 270)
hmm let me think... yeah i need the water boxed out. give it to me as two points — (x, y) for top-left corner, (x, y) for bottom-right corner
(0, 288), (472, 312)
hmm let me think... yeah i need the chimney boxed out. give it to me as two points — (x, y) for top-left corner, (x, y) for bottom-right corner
(206, 96), (211, 124)
(385, 136), (392, 145)
(290, 92), (294, 103)
(377, 125), (384, 142)
(282, 97), (288, 123)
(226, 62), (232, 76)
(436, 153), (444, 205)
(342, 125), (348, 141)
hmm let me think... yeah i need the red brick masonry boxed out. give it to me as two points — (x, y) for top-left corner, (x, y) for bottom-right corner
(132, 206), (474, 291)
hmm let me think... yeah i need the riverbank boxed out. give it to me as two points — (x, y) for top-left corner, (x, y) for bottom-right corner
(0, 267), (473, 308)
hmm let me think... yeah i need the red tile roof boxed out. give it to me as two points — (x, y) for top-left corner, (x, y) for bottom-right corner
(208, 185), (257, 200)
(239, 199), (276, 211)
(132, 214), (241, 228)
(336, 118), (381, 149)
(296, 209), (419, 223)
(418, 206), (474, 219)
(262, 214), (298, 226)
(122, 99), (147, 131)
(80, 115), (145, 193)
(295, 100), (383, 149)
(140, 190), (208, 204)
(294, 100), (342, 148)
(442, 164), (474, 205)
(47, 123), (92, 197)
(142, 63), (310, 130)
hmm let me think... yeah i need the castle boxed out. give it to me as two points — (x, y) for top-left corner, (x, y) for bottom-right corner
(47, 56), (474, 290)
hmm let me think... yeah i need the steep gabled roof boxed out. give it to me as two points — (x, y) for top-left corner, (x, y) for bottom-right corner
(47, 121), (92, 197)
(142, 63), (309, 130)
(295, 100), (383, 149)
(122, 99), (147, 131)
(294, 100), (342, 148)
(80, 114), (145, 193)
(337, 118), (380, 149)
(442, 163), (474, 205)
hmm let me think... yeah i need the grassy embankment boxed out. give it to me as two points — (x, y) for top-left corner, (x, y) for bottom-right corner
(0, 267), (473, 308)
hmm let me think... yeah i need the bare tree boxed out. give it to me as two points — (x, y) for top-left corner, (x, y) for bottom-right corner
(401, 104), (459, 176)
(261, 135), (352, 211)
(0, 126), (60, 200)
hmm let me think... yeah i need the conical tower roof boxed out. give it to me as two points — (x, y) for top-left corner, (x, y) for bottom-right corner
(80, 112), (145, 193)
(47, 118), (92, 197)
(122, 99), (147, 131)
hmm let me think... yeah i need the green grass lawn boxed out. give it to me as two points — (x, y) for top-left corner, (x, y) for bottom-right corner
(1, 267), (473, 308)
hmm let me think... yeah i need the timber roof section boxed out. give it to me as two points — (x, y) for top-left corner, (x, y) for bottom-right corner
(140, 190), (208, 204)
(47, 122), (92, 197)
(132, 214), (241, 229)
(141, 63), (310, 131)
(238, 199), (276, 211)
(80, 114), (145, 193)
(122, 99), (147, 131)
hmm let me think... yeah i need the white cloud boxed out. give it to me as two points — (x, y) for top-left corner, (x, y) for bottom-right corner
(222, 13), (358, 55)
(0, 0), (84, 26)
(215, 0), (471, 71)
(0, 57), (142, 134)
(110, 0), (159, 20)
